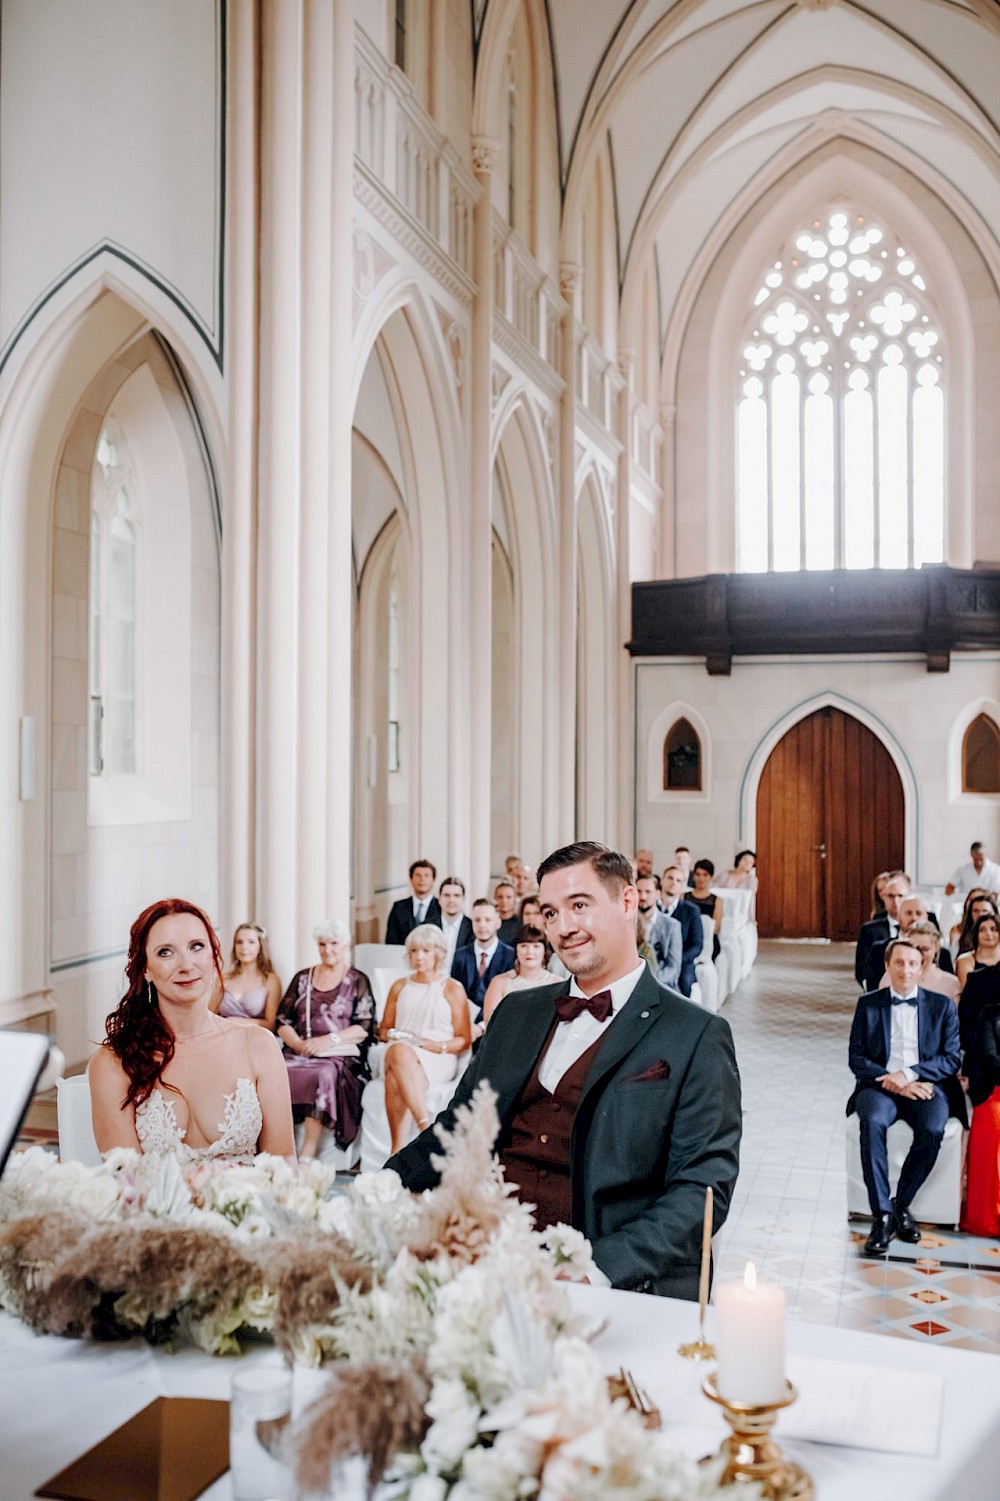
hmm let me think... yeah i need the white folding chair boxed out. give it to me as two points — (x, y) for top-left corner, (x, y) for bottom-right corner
(56, 1073), (102, 1167)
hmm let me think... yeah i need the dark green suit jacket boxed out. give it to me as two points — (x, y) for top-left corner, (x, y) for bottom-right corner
(386, 966), (742, 1300)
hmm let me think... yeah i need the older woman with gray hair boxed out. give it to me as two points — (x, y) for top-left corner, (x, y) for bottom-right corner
(277, 918), (375, 1158)
(379, 922), (471, 1153)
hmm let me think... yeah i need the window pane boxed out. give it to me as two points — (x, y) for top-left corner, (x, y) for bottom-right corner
(770, 358), (800, 571)
(913, 367), (944, 566)
(844, 373), (874, 569)
(804, 373), (834, 569)
(737, 380), (768, 571)
(877, 349), (908, 568)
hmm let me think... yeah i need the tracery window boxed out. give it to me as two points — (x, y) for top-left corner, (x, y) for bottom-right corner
(664, 718), (701, 791)
(88, 420), (138, 778)
(737, 208), (944, 572)
(963, 713), (1000, 795)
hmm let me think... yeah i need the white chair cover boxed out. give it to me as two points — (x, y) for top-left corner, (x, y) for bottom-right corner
(56, 1074), (102, 1167)
(845, 1111), (967, 1227)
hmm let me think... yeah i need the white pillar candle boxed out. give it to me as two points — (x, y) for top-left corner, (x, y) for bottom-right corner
(715, 1261), (786, 1404)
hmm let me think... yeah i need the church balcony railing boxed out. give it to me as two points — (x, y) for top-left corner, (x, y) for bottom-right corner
(629, 566), (1000, 675)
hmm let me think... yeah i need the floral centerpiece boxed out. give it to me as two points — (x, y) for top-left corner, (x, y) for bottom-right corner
(0, 1087), (732, 1499)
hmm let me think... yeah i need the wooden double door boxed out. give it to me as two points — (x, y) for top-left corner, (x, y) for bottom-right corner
(756, 707), (904, 941)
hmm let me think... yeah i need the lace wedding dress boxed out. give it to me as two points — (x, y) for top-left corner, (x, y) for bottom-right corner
(133, 1025), (263, 1162)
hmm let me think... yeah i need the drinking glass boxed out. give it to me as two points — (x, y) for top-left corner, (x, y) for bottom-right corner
(230, 1366), (294, 1501)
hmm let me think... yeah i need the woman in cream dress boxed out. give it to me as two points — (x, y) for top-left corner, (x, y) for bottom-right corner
(379, 923), (472, 1153)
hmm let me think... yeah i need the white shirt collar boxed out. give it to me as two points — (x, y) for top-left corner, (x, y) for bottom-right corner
(890, 987), (919, 1002)
(442, 913), (462, 930)
(567, 960), (647, 1016)
(476, 936), (498, 960)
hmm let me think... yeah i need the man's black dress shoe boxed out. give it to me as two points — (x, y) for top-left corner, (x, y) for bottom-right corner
(892, 1204), (921, 1243)
(864, 1213), (893, 1256)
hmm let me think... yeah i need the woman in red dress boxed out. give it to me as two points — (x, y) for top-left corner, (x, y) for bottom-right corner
(961, 997), (1000, 1237)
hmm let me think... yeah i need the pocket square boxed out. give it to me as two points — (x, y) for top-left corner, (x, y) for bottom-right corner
(625, 1060), (671, 1083)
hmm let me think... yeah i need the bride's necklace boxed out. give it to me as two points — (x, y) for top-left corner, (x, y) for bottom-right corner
(173, 1025), (223, 1045)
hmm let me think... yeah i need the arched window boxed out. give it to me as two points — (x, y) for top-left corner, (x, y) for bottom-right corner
(664, 717), (701, 791)
(963, 713), (1000, 794)
(88, 419), (138, 778)
(393, 0), (407, 72)
(737, 207), (944, 572)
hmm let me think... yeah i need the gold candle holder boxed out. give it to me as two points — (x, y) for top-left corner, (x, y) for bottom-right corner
(699, 1372), (813, 1499)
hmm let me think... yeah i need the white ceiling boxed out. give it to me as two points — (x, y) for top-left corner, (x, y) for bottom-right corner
(524, 0), (1000, 350)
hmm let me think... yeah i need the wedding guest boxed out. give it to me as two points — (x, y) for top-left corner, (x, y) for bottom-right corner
(869, 871), (891, 920)
(854, 871), (910, 988)
(385, 860), (441, 945)
(660, 864), (703, 996)
(961, 1000), (1000, 1237)
(211, 922), (282, 1028)
(380, 924), (471, 1153)
(451, 899), (516, 1020)
(523, 892), (570, 980)
(951, 893), (998, 964)
(438, 876), (474, 970)
(513, 863), (538, 900)
(847, 937), (963, 1256)
(878, 920), (959, 1003)
(634, 849), (655, 878)
(688, 860), (722, 961)
(277, 919), (375, 1158)
(864, 894), (953, 994)
(494, 877), (519, 944)
(945, 840), (1000, 899)
(957, 912), (1000, 990)
(958, 963), (1000, 1060)
(716, 850), (758, 892)
(673, 847), (693, 888)
(482, 924), (561, 1025)
(90, 898), (294, 1160)
(635, 873), (681, 989)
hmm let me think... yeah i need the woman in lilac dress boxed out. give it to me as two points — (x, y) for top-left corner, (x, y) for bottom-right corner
(211, 922), (282, 1028)
(277, 918), (375, 1157)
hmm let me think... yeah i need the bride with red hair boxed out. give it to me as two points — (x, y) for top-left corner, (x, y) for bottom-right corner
(89, 898), (295, 1161)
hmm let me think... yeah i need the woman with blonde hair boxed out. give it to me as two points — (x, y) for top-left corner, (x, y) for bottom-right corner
(379, 923), (471, 1153)
(278, 919), (375, 1158)
(211, 922), (282, 1028)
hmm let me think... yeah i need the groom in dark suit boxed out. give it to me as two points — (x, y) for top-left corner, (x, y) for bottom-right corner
(847, 936), (963, 1256)
(388, 841), (742, 1299)
(385, 859), (442, 945)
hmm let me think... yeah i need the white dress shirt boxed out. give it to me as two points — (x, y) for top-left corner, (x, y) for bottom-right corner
(886, 988), (920, 1080)
(474, 936), (499, 972)
(441, 915), (465, 968)
(538, 961), (646, 1094)
(412, 896), (429, 924)
(950, 857), (1000, 895)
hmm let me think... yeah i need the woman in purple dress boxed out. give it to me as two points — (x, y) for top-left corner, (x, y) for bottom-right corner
(211, 922), (282, 1028)
(276, 919), (375, 1157)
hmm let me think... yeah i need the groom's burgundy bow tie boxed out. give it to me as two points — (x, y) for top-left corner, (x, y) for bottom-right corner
(555, 989), (613, 1024)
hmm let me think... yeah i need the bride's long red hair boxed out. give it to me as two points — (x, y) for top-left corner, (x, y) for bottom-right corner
(103, 898), (224, 1107)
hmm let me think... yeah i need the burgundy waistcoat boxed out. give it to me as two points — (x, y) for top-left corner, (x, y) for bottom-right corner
(499, 1020), (606, 1230)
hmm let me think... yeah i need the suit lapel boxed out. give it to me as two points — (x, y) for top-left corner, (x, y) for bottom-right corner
(494, 983), (568, 1112)
(878, 994), (892, 1063)
(580, 968), (665, 1104)
(916, 987), (932, 1060)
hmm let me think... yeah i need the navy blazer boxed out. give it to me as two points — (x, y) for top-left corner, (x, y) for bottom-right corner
(385, 895), (442, 946)
(846, 986), (965, 1122)
(663, 898), (704, 963)
(451, 940), (516, 1014)
(854, 915), (891, 987)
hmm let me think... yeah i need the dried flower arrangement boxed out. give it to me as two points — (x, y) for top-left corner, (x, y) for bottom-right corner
(0, 1087), (731, 1500)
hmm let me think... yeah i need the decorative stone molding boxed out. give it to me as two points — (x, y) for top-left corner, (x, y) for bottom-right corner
(471, 137), (498, 176)
(559, 262), (582, 301)
(354, 164), (475, 307)
(795, 0), (835, 9)
(491, 312), (565, 402)
(617, 348), (636, 384)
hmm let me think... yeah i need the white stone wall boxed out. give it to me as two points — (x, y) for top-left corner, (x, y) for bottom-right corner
(634, 654), (1000, 888)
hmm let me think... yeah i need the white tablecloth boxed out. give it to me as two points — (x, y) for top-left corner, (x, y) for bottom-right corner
(1, 1288), (997, 1500)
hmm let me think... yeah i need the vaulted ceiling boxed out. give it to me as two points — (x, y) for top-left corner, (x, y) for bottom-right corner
(486, 0), (1000, 353)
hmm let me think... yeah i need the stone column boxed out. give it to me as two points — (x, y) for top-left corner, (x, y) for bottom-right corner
(557, 262), (581, 842)
(469, 139), (497, 892)
(220, 0), (258, 933)
(658, 403), (676, 579)
(616, 350), (635, 852)
(256, 0), (303, 971)
(325, 0), (355, 925)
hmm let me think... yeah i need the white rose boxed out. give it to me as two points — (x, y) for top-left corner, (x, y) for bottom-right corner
(420, 1406), (480, 1475)
(409, 1477), (449, 1501)
(317, 1195), (355, 1238)
(68, 1172), (122, 1220)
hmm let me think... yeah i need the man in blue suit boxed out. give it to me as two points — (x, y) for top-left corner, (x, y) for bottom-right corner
(847, 937), (963, 1256)
(451, 898), (515, 1021)
(659, 865), (703, 997)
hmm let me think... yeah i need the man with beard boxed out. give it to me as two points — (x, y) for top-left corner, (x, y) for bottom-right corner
(387, 841), (741, 1299)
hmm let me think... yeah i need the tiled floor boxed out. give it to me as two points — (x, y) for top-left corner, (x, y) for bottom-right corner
(717, 939), (1000, 1353)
